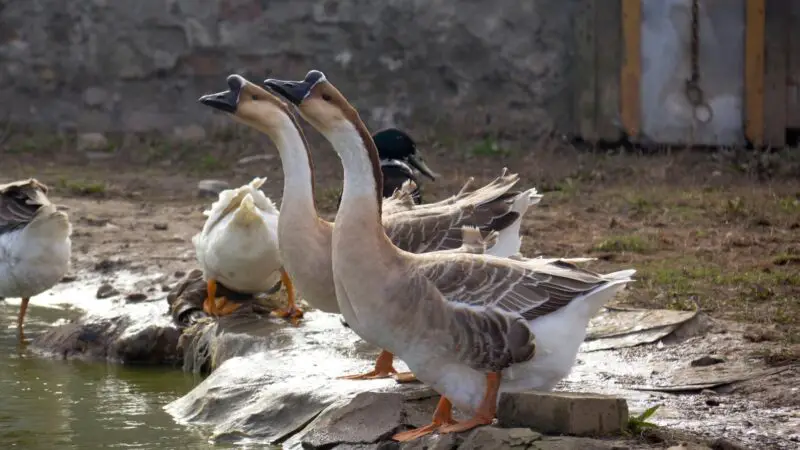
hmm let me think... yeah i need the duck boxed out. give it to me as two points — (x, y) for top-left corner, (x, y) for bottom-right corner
(192, 177), (298, 321)
(0, 179), (72, 339)
(198, 74), (541, 382)
(335, 128), (438, 207)
(263, 70), (636, 441)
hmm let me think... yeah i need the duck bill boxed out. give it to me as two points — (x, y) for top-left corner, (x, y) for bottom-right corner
(262, 78), (313, 105)
(198, 74), (245, 114)
(406, 153), (439, 181)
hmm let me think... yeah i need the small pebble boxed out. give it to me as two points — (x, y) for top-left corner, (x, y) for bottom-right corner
(174, 270), (186, 278)
(153, 223), (168, 231)
(96, 283), (119, 299)
(84, 216), (110, 227)
(60, 274), (78, 283)
(705, 398), (720, 407)
(126, 293), (148, 302)
(691, 355), (725, 367)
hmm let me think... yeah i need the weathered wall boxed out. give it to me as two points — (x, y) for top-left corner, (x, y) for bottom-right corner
(0, 0), (579, 139)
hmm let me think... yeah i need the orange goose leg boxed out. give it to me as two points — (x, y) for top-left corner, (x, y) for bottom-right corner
(438, 371), (500, 434)
(392, 396), (456, 441)
(270, 269), (303, 325)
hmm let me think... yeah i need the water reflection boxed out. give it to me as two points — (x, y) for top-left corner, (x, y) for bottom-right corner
(0, 301), (220, 449)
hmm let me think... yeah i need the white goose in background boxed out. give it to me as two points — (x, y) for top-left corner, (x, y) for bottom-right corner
(192, 177), (298, 320)
(198, 75), (542, 382)
(264, 70), (636, 441)
(0, 179), (72, 340)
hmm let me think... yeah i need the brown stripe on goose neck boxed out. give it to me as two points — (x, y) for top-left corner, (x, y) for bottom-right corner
(273, 98), (320, 211)
(339, 102), (384, 215)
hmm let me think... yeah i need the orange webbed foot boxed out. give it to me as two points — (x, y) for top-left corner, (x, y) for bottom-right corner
(213, 297), (242, 316)
(392, 397), (455, 442)
(338, 350), (399, 380)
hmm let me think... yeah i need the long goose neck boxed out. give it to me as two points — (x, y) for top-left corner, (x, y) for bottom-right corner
(326, 120), (391, 243)
(269, 114), (320, 223)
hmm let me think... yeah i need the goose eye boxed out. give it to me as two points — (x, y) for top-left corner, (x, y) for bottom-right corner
(322, 93), (332, 102)
(251, 95), (259, 101)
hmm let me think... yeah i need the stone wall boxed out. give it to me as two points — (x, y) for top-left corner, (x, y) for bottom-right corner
(0, 0), (580, 139)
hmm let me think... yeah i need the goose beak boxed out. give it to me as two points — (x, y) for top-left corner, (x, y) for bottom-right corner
(406, 153), (439, 181)
(198, 74), (246, 114)
(263, 70), (326, 105)
(263, 79), (312, 105)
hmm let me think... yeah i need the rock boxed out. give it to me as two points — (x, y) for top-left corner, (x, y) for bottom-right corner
(533, 436), (624, 450)
(300, 392), (404, 449)
(238, 154), (275, 165)
(84, 216), (110, 227)
(398, 433), (458, 450)
(709, 438), (747, 450)
(497, 391), (628, 436)
(31, 314), (180, 366)
(94, 258), (126, 273)
(60, 274), (78, 283)
(77, 133), (109, 151)
(174, 270), (186, 278)
(197, 179), (229, 197)
(96, 283), (120, 299)
(690, 356), (725, 367)
(125, 292), (148, 302)
(153, 222), (169, 231)
(172, 124), (207, 142)
(667, 444), (711, 450)
(460, 427), (541, 450)
(83, 87), (109, 107)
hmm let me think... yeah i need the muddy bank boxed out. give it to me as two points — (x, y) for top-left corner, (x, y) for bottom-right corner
(23, 270), (798, 449)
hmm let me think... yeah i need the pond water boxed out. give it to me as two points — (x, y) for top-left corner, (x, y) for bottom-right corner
(0, 302), (219, 450)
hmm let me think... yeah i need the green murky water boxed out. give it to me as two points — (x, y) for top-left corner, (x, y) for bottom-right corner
(0, 303), (216, 449)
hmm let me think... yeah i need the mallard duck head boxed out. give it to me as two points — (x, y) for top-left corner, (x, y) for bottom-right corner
(373, 128), (438, 181)
(199, 74), (300, 138)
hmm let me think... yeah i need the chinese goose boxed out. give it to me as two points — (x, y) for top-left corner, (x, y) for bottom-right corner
(0, 179), (72, 338)
(264, 70), (636, 440)
(335, 128), (438, 207)
(192, 177), (297, 320)
(198, 75), (540, 382)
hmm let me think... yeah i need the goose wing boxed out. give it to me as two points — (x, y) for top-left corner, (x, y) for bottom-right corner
(0, 179), (50, 235)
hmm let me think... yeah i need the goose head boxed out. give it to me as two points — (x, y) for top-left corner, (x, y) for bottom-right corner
(373, 128), (438, 181)
(262, 70), (359, 137)
(198, 74), (297, 138)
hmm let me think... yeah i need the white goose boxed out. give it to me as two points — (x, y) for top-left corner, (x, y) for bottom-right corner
(198, 75), (541, 382)
(192, 177), (296, 320)
(0, 179), (72, 339)
(264, 70), (636, 441)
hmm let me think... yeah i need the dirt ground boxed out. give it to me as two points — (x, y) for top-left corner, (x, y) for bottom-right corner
(2, 128), (799, 445)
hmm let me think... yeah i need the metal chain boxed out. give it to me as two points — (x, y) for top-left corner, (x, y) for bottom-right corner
(689, 0), (700, 86)
(685, 0), (712, 123)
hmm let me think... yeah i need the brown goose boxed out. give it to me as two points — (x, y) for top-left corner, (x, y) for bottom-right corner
(263, 70), (636, 441)
(198, 75), (541, 382)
